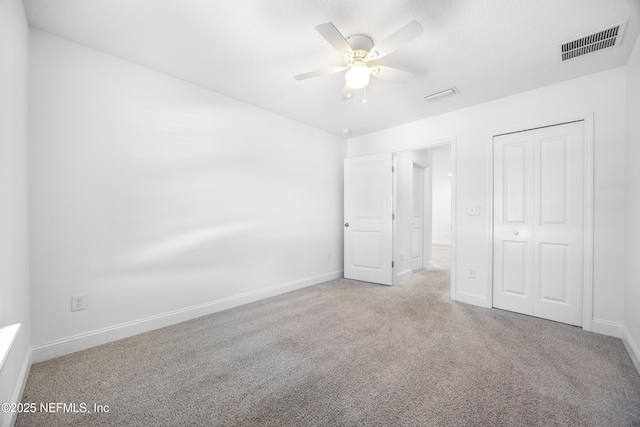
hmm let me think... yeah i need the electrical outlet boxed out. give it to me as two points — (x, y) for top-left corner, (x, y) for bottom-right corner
(467, 268), (476, 279)
(468, 206), (480, 216)
(71, 294), (86, 311)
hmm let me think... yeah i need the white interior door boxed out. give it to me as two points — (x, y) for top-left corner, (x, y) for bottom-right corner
(493, 130), (535, 316)
(493, 121), (584, 326)
(344, 154), (393, 285)
(412, 164), (424, 271)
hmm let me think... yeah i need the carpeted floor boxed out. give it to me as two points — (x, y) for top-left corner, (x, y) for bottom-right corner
(430, 244), (451, 271)
(16, 248), (640, 426)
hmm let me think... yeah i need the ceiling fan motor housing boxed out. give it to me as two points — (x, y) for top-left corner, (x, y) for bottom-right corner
(346, 34), (373, 53)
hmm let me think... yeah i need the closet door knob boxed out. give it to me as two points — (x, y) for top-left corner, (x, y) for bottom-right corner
(514, 231), (519, 235)
(345, 223), (350, 227)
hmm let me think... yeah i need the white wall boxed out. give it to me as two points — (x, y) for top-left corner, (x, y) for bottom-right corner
(29, 30), (346, 360)
(431, 146), (451, 245)
(624, 33), (640, 372)
(0, 0), (31, 421)
(348, 68), (626, 331)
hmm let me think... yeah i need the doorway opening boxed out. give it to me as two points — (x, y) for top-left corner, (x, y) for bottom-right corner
(342, 140), (455, 293)
(393, 143), (455, 290)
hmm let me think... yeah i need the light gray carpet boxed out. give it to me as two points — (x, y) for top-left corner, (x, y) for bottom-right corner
(17, 255), (640, 426)
(430, 244), (450, 271)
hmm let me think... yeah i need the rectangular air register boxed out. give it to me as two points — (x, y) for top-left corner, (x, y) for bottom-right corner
(424, 86), (459, 102)
(559, 21), (627, 62)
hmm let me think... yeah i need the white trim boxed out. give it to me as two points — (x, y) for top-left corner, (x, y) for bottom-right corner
(487, 133), (495, 309)
(454, 290), (487, 307)
(31, 270), (343, 363)
(392, 153), (398, 285)
(582, 113), (595, 332)
(490, 114), (592, 138)
(385, 136), (455, 158)
(432, 240), (451, 246)
(0, 323), (20, 372)
(487, 114), (595, 325)
(395, 268), (413, 282)
(1, 346), (31, 427)
(622, 325), (640, 376)
(422, 163), (432, 272)
(450, 139), (458, 301)
(591, 318), (622, 338)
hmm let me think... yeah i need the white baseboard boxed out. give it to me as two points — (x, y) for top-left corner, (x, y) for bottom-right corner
(591, 318), (622, 338)
(622, 325), (640, 377)
(454, 290), (487, 307)
(0, 347), (31, 427)
(432, 241), (451, 246)
(395, 268), (412, 282)
(31, 270), (343, 364)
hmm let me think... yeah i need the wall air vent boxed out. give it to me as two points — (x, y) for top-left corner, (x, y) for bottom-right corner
(559, 21), (627, 62)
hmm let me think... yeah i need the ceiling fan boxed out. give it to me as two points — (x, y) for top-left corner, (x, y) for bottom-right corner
(294, 21), (423, 101)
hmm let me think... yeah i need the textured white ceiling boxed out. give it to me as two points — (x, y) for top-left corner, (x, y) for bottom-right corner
(23, 0), (640, 138)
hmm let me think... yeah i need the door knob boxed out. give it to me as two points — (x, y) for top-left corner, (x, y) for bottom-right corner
(514, 231), (519, 235)
(345, 223), (349, 227)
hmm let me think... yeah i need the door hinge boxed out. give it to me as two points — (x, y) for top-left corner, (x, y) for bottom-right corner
(392, 166), (395, 172)
(392, 261), (395, 268)
(392, 213), (395, 220)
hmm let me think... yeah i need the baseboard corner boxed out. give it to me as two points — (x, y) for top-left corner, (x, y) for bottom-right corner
(621, 325), (640, 377)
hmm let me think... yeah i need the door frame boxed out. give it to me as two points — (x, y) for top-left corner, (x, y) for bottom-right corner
(487, 113), (594, 331)
(392, 138), (457, 297)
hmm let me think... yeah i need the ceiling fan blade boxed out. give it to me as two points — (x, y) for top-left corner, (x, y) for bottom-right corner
(370, 66), (414, 84)
(315, 22), (354, 55)
(366, 20), (423, 61)
(294, 66), (347, 80)
(341, 84), (355, 101)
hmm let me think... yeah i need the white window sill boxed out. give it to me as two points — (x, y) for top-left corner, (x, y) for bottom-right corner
(0, 324), (21, 372)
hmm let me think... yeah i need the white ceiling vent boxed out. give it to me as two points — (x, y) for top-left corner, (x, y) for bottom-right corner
(424, 87), (459, 102)
(559, 21), (627, 62)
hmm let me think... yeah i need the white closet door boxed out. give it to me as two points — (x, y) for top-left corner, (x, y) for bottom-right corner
(532, 123), (584, 325)
(344, 154), (393, 285)
(493, 130), (535, 316)
(493, 121), (584, 326)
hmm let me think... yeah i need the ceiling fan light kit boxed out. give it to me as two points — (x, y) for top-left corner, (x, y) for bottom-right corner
(294, 20), (423, 100)
(345, 61), (370, 89)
